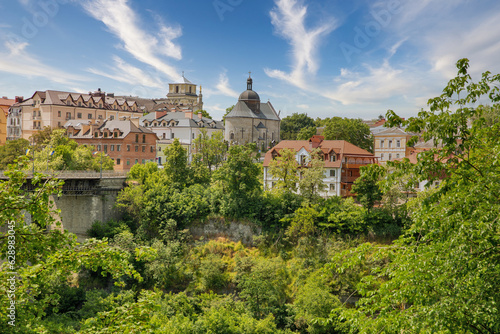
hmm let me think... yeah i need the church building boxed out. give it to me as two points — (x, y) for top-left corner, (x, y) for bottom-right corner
(165, 73), (203, 111)
(224, 75), (280, 148)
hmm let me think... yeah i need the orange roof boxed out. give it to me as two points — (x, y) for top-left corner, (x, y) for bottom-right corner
(263, 139), (375, 167)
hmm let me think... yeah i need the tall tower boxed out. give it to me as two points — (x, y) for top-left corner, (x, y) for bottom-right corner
(166, 72), (203, 110)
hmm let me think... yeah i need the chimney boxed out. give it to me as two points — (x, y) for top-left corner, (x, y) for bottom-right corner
(15, 96), (24, 103)
(197, 111), (203, 119)
(309, 135), (324, 149)
(2, 96), (7, 99)
(185, 111), (193, 119)
(155, 110), (168, 119)
(130, 116), (140, 127)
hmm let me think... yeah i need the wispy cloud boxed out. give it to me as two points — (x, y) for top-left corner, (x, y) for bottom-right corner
(204, 71), (239, 98)
(324, 61), (412, 105)
(87, 56), (165, 89)
(81, 0), (182, 80)
(265, 0), (336, 88)
(0, 40), (87, 85)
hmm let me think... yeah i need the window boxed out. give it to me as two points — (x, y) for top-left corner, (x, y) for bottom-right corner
(300, 155), (307, 166)
(162, 133), (166, 139)
(388, 140), (392, 148)
(89, 103), (93, 108)
(57, 122), (61, 127)
(330, 184), (335, 191)
(97, 145), (101, 151)
(142, 159), (145, 164)
(142, 146), (145, 152)
(58, 110), (61, 117)
(104, 132), (108, 138)
(111, 145), (115, 151)
(104, 145), (108, 153)
(396, 153), (400, 159)
(330, 154), (336, 162)
(78, 102), (82, 107)
(380, 153), (384, 161)
(117, 145), (121, 152)
(158, 146), (162, 151)
(66, 112), (71, 120)
(142, 134), (146, 143)
(77, 113), (82, 119)
(117, 159), (121, 165)
(192, 133), (195, 139)
(114, 132), (118, 138)
(388, 153), (392, 161)
(396, 140), (401, 148)
(135, 159), (138, 164)
(330, 170), (336, 177)
(98, 115), (103, 119)
(135, 134), (139, 142)
(158, 157), (162, 165)
(66, 100), (71, 105)
(33, 111), (36, 118)
(110, 116), (114, 120)
(127, 160), (130, 166)
(88, 114), (92, 119)
(150, 146), (154, 153)
(171, 133), (175, 139)
(380, 140), (384, 148)
(99, 103), (103, 108)
(95, 132), (98, 137)
(135, 146), (139, 152)
(127, 145), (131, 152)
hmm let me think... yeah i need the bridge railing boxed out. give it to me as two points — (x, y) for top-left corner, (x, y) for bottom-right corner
(0, 170), (128, 179)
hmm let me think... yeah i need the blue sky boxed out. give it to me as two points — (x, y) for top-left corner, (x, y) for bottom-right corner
(1, 0), (500, 120)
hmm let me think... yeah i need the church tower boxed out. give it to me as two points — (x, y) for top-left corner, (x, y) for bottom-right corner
(166, 72), (203, 110)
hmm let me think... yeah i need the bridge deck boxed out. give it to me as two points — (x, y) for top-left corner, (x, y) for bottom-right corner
(0, 170), (128, 180)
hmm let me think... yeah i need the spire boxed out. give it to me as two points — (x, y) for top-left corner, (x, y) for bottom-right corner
(247, 72), (253, 90)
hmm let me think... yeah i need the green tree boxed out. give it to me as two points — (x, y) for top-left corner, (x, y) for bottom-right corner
(322, 117), (373, 152)
(296, 126), (317, 140)
(352, 163), (384, 212)
(280, 113), (316, 140)
(195, 109), (212, 119)
(192, 129), (227, 177)
(337, 59), (500, 333)
(268, 148), (298, 194)
(163, 138), (191, 189)
(0, 138), (29, 169)
(299, 148), (326, 202)
(0, 158), (140, 332)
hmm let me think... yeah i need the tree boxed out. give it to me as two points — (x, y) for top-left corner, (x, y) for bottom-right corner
(163, 138), (191, 189)
(280, 113), (315, 140)
(296, 126), (317, 140)
(298, 148), (326, 202)
(0, 158), (140, 332)
(195, 109), (212, 119)
(192, 129), (227, 177)
(268, 148), (298, 194)
(322, 117), (373, 152)
(352, 163), (384, 212)
(0, 138), (29, 169)
(337, 59), (500, 333)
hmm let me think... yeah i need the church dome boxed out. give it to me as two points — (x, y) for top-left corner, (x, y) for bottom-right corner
(238, 77), (260, 102)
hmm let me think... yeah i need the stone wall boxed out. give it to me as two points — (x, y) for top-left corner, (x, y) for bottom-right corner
(189, 217), (261, 246)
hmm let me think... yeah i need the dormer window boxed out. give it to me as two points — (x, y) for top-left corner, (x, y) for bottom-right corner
(78, 102), (82, 107)
(330, 154), (336, 162)
(95, 132), (99, 137)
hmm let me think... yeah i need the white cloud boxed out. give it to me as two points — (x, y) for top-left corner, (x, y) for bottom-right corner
(324, 61), (412, 105)
(297, 104), (309, 109)
(204, 71), (239, 98)
(0, 40), (87, 85)
(81, 0), (182, 80)
(265, 0), (336, 88)
(87, 56), (165, 89)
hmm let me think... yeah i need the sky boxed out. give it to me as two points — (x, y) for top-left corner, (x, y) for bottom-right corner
(1, 0), (500, 121)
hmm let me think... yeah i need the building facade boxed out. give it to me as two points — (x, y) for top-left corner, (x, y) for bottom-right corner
(14, 89), (140, 141)
(224, 76), (280, 148)
(263, 136), (377, 197)
(65, 118), (158, 171)
(165, 74), (203, 111)
(373, 127), (415, 162)
(0, 96), (16, 145)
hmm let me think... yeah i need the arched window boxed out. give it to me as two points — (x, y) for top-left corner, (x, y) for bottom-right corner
(176, 86), (179, 93)
(230, 132), (235, 140)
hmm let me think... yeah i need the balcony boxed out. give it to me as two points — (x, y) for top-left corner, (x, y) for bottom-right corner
(341, 176), (357, 183)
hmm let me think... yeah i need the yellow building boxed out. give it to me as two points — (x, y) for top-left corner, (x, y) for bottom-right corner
(0, 96), (16, 145)
(166, 74), (203, 111)
(373, 127), (415, 162)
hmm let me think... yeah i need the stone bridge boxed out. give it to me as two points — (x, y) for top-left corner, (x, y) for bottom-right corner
(1, 171), (128, 241)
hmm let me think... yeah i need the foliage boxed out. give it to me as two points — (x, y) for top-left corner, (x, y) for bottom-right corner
(318, 197), (367, 234)
(352, 163), (384, 211)
(192, 129), (227, 178)
(127, 162), (158, 184)
(296, 126), (317, 140)
(280, 113), (316, 140)
(298, 148), (327, 202)
(338, 59), (500, 333)
(195, 109), (212, 119)
(268, 148), (299, 194)
(0, 138), (29, 169)
(163, 138), (191, 189)
(322, 117), (373, 152)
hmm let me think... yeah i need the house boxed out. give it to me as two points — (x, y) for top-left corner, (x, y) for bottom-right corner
(6, 97), (24, 141)
(373, 127), (416, 162)
(263, 136), (378, 197)
(141, 109), (224, 164)
(65, 118), (158, 171)
(14, 89), (141, 141)
(0, 96), (17, 145)
(224, 75), (280, 148)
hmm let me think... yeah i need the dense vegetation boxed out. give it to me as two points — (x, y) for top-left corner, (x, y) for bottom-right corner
(1, 59), (499, 333)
